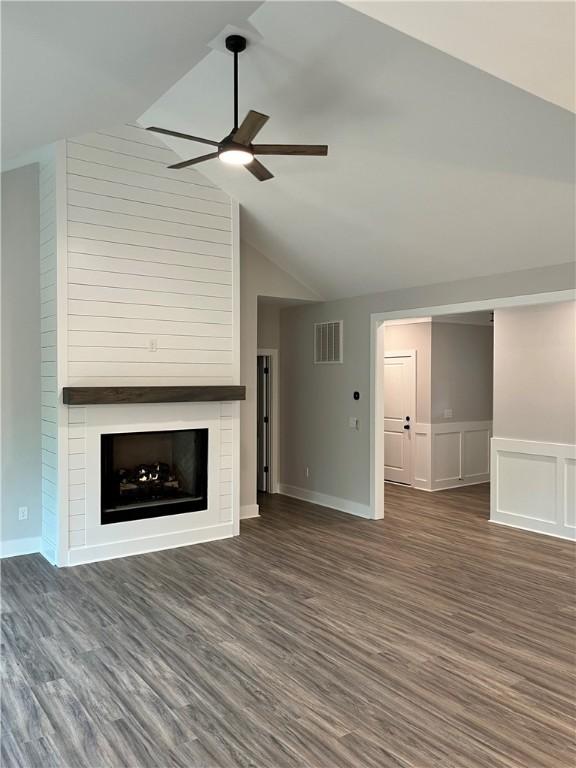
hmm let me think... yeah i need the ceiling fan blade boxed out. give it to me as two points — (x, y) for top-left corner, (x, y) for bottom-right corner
(246, 158), (274, 182)
(168, 152), (219, 170)
(147, 126), (219, 147)
(253, 144), (328, 156)
(233, 111), (269, 144)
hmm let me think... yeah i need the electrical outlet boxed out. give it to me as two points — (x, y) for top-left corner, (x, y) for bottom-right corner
(443, 408), (453, 419)
(18, 506), (28, 521)
(149, 338), (158, 352)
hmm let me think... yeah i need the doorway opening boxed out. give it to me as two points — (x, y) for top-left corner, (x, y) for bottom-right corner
(382, 313), (494, 520)
(371, 290), (572, 524)
(256, 349), (279, 494)
(257, 354), (271, 493)
(383, 349), (417, 486)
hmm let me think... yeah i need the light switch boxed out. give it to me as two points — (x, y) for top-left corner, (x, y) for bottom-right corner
(443, 409), (453, 419)
(349, 417), (359, 431)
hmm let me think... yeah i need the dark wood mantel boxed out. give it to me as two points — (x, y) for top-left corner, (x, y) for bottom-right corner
(63, 386), (246, 406)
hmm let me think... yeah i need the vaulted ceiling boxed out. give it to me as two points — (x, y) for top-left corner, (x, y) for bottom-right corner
(141, 1), (574, 299)
(1, 1), (262, 163)
(3, 1), (574, 300)
(344, 1), (575, 113)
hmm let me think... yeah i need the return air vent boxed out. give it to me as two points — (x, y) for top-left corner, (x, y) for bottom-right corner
(314, 321), (343, 364)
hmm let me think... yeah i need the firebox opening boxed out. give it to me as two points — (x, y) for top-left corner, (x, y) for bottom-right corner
(101, 428), (208, 524)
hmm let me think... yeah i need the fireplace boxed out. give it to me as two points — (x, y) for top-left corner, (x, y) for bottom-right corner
(101, 428), (208, 524)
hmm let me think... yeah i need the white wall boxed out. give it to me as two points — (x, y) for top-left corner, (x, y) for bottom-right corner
(493, 302), (575, 444)
(65, 125), (236, 386)
(491, 301), (575, 539)
(240, 242), (319, 516)
(279, 264), (574, 511)
(257, 301), (281, 350)
(431, 322), (493, 423)
(31, 125), (242, 565)
(1, 164), (42, 553)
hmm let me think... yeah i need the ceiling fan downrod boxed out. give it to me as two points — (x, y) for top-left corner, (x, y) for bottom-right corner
(224, 34), (247, 132)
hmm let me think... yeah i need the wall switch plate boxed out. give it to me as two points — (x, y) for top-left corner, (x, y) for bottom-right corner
(149, 338), (158, 352)
(349, 417), (359, 430)
(305, 466), (310, 478)
(443, 409), (453, 419)
(18, 506), (28, 520)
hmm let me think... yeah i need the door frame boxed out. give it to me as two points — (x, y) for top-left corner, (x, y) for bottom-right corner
(383, 349), (417, 486)
(257, 348), (280, 494)
(370, 289), (575, 520)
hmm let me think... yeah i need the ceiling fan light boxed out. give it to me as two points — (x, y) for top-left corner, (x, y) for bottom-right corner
(219, 148), (254, 166)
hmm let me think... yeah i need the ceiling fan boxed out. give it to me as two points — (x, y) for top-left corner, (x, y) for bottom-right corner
(147, 34), (328, 181)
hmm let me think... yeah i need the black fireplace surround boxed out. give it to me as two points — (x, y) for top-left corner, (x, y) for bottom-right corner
(101, 428), (208, 524)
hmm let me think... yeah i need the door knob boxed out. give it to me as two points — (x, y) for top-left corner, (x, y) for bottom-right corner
(403, 424), (410, 430)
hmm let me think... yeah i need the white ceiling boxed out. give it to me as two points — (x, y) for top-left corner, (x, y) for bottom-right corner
(3, 1), (574, 301)
(142, 1), (574, 300)
(344, 1), (575, 113)
(1, 1), (261, 164)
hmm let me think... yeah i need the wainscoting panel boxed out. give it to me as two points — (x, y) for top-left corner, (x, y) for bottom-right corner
(409, 421), (492, 491)
(412, 424), (431, 490)
(491, 437), (576, 540)
(431, 422), (492, 491)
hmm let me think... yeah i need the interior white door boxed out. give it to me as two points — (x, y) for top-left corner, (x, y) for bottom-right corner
(384, 354), (415, 484)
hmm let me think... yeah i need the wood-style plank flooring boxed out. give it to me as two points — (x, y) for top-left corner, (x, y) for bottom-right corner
(2, 483), (575, 767)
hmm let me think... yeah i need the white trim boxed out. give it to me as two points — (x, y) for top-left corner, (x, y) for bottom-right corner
(231, 400), (241, 536)
(257, 348), (280, 494)
(372, 290), (575, 325)
(400, 420), (492, 492)
(240, 504), (260, 520)
(66, 522), (235, 567)
(231, 199), (241, 385)
(490, 520), (576, 542)
(231, 200), (241, 535)
(412, 422), (432, 490)
(55, 140), (69, 566)
(278, 484), (372, 519)
(383, 317), (432, 326)
(490, 437), (575, 540)
(0, 537), (42, 559)
(371, 289), (575, 520)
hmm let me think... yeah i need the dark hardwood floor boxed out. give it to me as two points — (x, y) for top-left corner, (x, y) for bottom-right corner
(2, 484), (575, 767)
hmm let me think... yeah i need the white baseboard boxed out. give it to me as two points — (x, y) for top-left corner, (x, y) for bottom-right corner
(491, 437), (575, 541)
(490, 519), (576, 542)
(408, 477), (490, 493)
(66, 522), (235, 567)
(431, 474), (491, 492)
(240, 504), (260, 520)
(0, 536), (41, 559)
(278, 484), (372, 519)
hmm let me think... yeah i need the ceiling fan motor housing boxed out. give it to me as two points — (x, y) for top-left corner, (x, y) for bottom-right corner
(225, 35), (247, 54)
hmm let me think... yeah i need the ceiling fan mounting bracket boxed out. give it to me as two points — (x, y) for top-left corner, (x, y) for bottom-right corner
(225, 35), (247, 54)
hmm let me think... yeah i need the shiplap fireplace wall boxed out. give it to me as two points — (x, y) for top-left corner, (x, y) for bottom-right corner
(40, 124), (240, 566)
